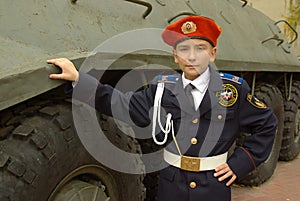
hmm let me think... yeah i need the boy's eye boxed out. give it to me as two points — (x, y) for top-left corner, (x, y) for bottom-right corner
(196, 46), (205, 51)
(178, 47), (189, 52)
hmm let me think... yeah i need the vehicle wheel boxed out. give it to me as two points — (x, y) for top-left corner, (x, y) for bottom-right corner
(279, 81), (300, 161)
(0, 98), (145, 201)
(237, 83), (284, 186)
(137, 139), (161, 201)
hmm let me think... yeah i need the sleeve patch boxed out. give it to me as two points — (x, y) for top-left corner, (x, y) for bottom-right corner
(247, 93), (267, 109)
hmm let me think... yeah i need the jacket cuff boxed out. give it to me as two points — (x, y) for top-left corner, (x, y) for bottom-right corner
(227, 147), (256, 180)
(71, 72), (99, 105)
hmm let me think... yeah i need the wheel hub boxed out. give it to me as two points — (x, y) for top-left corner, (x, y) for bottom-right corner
(52, 180), (109, 201)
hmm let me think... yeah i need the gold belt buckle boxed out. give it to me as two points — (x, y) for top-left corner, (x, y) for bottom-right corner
(180, 155), (200, 172)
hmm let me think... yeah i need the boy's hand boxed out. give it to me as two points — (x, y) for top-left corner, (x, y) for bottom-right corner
(214, 163), (237, 186)
(47, 58), (79, 82)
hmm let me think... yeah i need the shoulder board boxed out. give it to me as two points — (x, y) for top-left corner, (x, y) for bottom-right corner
(220, 72), (243, 84)
(157, 75), (180, 84)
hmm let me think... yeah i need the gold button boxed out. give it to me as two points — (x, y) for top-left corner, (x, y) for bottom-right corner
(191, 138), (198, 145)
(217, 114), (223, 120)
(192, 118), (199, 124)
(189, 181), (197, 189)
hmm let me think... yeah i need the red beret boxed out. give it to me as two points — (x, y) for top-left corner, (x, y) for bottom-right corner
(161, 15), (222, 47)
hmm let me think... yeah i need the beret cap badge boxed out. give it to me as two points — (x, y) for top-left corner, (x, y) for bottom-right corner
(181, 21), (197, 34)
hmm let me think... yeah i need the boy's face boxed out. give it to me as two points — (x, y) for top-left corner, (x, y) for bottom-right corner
(173, 39), (216, 81)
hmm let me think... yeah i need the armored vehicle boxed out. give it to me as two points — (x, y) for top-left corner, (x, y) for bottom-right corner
(0, 0), (299, 200)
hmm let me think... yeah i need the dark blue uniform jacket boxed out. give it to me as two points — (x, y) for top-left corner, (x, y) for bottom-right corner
(71, 66), (277, 201)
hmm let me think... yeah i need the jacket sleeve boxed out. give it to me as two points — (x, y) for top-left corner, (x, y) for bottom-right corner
(227, 80), (278, 179)
(71, 72), (155, 127)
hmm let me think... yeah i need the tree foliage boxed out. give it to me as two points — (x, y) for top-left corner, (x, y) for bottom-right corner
(284, 0), (300, 41)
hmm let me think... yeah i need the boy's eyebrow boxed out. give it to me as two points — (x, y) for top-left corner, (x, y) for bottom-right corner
(176, 44), (208, 49)
(195, 44), (207, 47)
(177, 44), (189, 48)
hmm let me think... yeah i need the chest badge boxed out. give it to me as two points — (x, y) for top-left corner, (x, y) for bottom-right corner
(217, 84), (238, 107)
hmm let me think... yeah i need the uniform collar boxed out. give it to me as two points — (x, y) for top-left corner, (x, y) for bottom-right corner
(172, 65), (222, 96)
(169, 65), (223, 115)
(182, 67), (210, 93)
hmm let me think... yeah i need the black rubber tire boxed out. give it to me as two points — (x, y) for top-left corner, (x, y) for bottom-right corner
(137, 139), (161, 201)
(237, 83), (284, 186)
(279, 81), (300, 161)
(0, 96), (145, 201)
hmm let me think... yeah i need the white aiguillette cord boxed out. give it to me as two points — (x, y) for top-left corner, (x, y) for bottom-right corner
(151, 82), (182, 155)
(152, 82), (173, 145)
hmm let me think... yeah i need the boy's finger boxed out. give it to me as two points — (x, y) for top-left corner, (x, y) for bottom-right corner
(49, 73), (64, 80)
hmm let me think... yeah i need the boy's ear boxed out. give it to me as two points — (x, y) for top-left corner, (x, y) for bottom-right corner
(210, 47), (217, 63)
(173, 49), (179, 64)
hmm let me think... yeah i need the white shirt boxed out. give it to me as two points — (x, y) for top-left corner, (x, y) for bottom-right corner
(182, 68), (210, 110)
